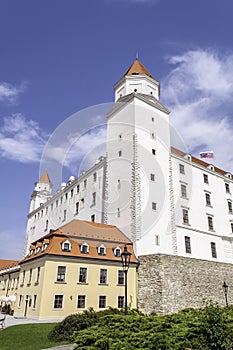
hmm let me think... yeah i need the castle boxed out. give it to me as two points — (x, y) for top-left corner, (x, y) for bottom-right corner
(1, 59), (233, 318)
(26, 59), (233, 264)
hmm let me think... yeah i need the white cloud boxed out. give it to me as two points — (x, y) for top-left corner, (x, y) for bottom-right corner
(0, 114), (46, 163)
(162, 49), (233, 172)
(0, 81), (26, 103)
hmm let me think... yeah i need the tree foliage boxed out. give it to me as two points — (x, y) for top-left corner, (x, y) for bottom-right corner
(49, 304), (233, 349)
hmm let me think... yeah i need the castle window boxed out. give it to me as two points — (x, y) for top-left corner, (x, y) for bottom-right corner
(205, 193), (211, 206)
(118, 134), (122, 140)
(182, 209), (189, 225)
(51, 203), (53, 211)
(91, 214), (95, 222)
(152, 117), (155, 122)
(21, 270), (26, 286)
(98, 244), (106, 256)
(56, 266), (66, 283)
(228, 200), (233, 213)
(18, 295), (23, 308)
(231, 222), (233, 234)
(92, 192), (96, 206)
(152, 149), (156, 155)
(53, 295), (63, 309)
(150, 174), (155, 181)
(151, 132), (155, 140)
(71, 189), (74, 198)
(80, 198), (84, 209)
(152, 202), (157, 211)
(32, 295), (37, 309)
(63, 209), (67, 221)
(208, 216), (214, 231)
(93, 172), (97, 182)
(179, 164), (185, 175)
(75, 202), (79, 214)
(118, 270), (124, 285)
(117, 179), (121, 189)
(35, 267), (40, 284)
(45, 207), (48, 215)
(118, 296), (124, 308)
(211, 242), (217, 258)
(185, 236), (191, 254)
(60, 197), (63, 204)
(62, 240), (71, 252)
(28, 269), (32, 285)
(77, 295), (86, 309)
(225, 183), (230, 193)
(45, 220), (48, 231)
(181, 184), (187, 198)
(65, 193), (68, 200)
(77, 185), (80, 193)
(41, 210), (43, 217)
(79, 267), (87, 283)
(117, 208), (120, 217)
(118, 150), (122, 157)
(203, 174), (209, 184)
(80, 242), (89, 254)
(84, 179), (87, 189)
(155, 235), (160, 246)
(100, 269), (107, 284)
(114, 247), (121, 257)
(99, 296), (106, 308)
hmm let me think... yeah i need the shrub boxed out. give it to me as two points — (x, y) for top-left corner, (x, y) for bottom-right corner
(48, 307), (140, 341)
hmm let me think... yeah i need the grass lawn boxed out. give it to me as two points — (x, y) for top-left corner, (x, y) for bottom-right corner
(0, 323), (69, 350)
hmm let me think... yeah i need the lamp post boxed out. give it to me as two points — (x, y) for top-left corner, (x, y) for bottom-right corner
(222, 281), (229, 307)
(121, 245), (132, 315)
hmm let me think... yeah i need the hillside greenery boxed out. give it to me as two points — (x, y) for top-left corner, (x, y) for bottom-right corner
(48, 304), (233, 350)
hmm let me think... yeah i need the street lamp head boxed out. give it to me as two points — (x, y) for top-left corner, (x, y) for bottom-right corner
(121, 245), (132, 271)
(223, 281), (228, 294)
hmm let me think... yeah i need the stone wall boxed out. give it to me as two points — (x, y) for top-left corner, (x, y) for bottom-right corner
(137, 254), (233, 315)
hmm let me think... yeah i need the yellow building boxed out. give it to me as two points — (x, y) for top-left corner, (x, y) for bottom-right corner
(0, 220), (138, 321)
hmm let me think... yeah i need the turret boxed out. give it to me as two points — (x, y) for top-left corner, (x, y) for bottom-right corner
(114, 59), (160, 101)
(29, 172), (53, 212)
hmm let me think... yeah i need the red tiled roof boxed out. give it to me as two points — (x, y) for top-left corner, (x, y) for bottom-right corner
(21, 220), (137, 265)
(124, 59), (155, 80)
(0, 260), (19, 270)
(171, 146), (230, 176)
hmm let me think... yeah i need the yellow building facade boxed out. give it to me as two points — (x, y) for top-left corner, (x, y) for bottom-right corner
(0, 220), (138, 321)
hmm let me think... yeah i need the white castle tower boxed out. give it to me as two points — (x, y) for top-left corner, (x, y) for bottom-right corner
(105, 59), (173, 256)
(29, 172), (53, 212)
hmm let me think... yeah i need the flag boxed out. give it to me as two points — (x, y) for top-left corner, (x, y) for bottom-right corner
(200, 151), (214, 159)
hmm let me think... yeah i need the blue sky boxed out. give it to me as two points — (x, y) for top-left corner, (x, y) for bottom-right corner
(1, 0), (233, 259)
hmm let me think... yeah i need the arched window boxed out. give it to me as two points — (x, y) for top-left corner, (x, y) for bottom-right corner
(114, 247), (121, 257)
(98, 244), (106, 256)
(80, 242), (89, 254)
(62, 240), (71, 252)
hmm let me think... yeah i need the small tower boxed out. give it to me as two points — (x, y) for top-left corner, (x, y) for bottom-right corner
(29, 172), (53, 213)
(114, 59), (160, 101)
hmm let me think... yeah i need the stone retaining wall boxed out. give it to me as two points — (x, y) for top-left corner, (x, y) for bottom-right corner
(137, 254), (233, 314)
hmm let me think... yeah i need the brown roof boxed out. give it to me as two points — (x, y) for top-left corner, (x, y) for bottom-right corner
(171, 146), (229, 176)
(38, 171), (52, 184)
(21, 220), (138, 265)
(124, 59), (155, 80)
(0, 260), (19, 270)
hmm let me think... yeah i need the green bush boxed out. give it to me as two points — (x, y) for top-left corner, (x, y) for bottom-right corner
(71, 305), (233, 350)
(48, 307), (141, 341)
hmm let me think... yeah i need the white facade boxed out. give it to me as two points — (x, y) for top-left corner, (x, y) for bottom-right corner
(25, 59), (233, 264)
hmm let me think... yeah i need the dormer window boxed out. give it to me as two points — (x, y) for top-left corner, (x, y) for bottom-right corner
(225, 173), (232, 179)
(81, 242), (89, 254)
(62, 240), (71, 252)
(114, 247), (121, 257)
(98, 244), (106, 256)
(185, 154), (192, 161)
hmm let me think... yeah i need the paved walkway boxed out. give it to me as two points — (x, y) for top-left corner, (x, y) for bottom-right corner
(0, 314), (76, 350)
